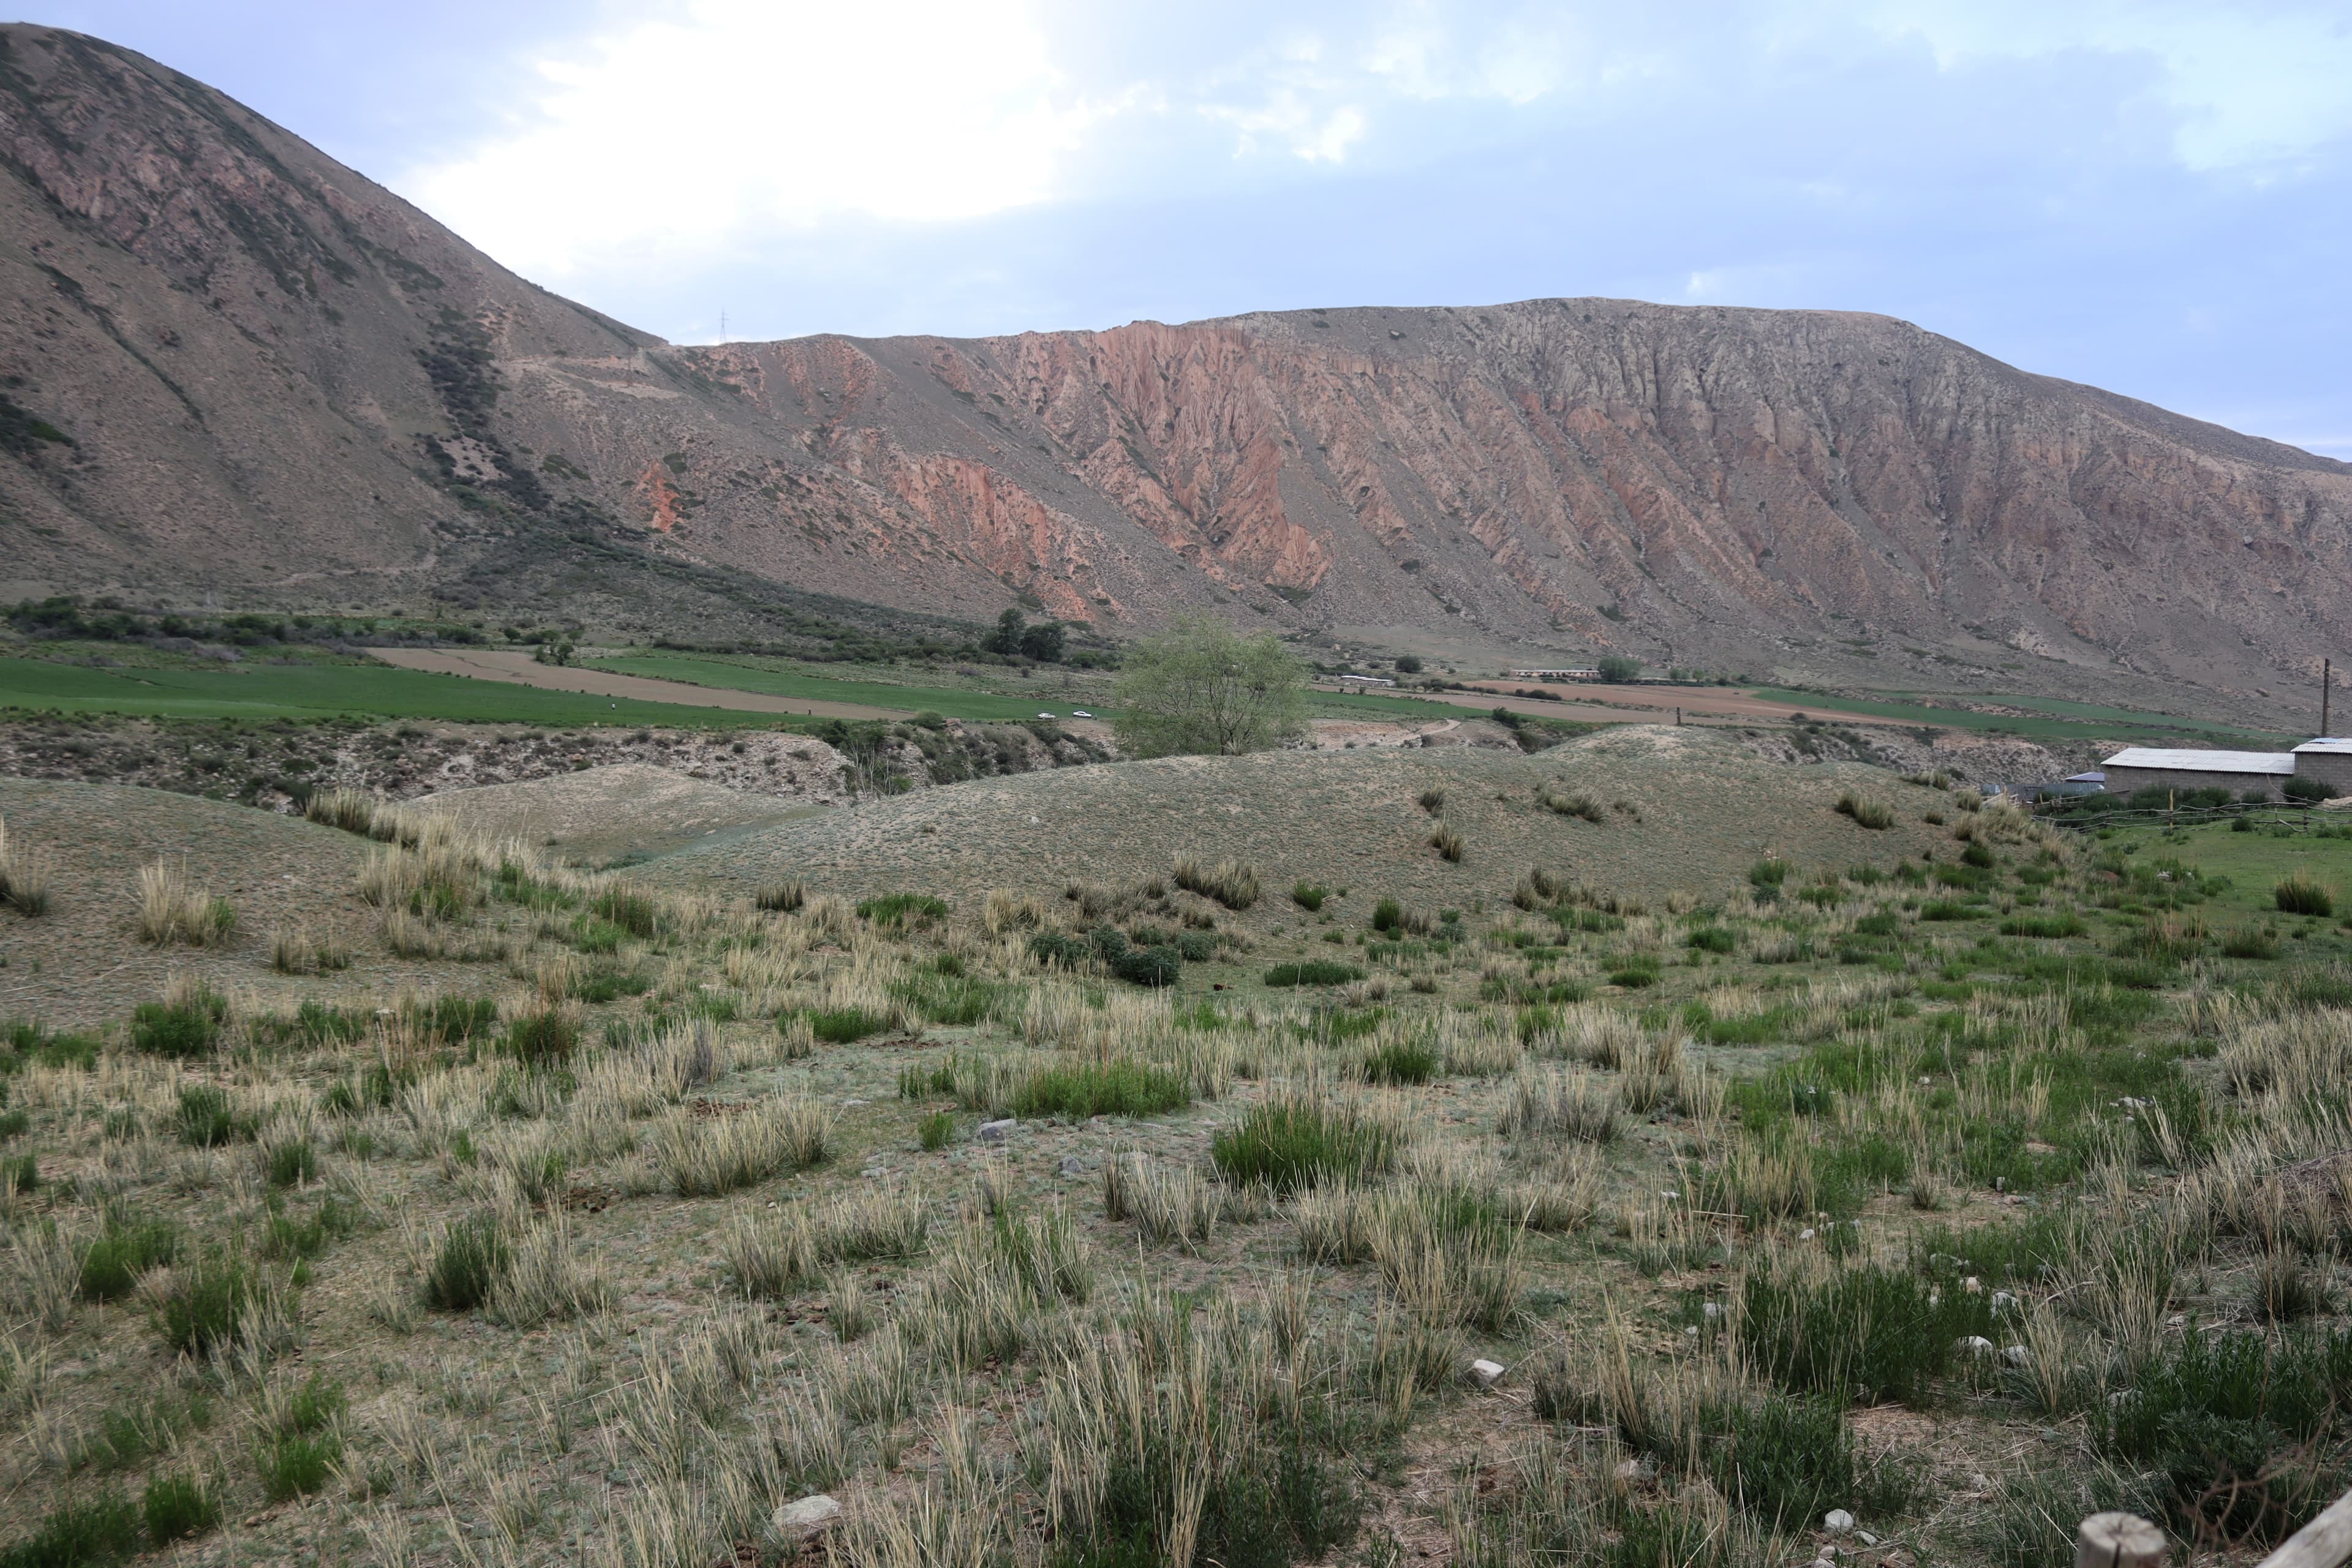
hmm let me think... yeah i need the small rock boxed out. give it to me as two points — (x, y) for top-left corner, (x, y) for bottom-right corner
(1824, 1509), (1855, 1535)
(1469, 1358), (1506, 1388)
(1962, 1275), (1981, 1293)
(1702, 1301), (1724, 1319)
(976, 1118), (1017, 1143)
(1858, 1531), (1879, 1547)
(1798, 1227), (1816, 1240)
(774, 1494), (842, 1542)
(2003, 1344), (2030, 1366)
(1990, 1290), (2017, 1313)
(1058, 1156), (1088, 1177)
(1956, 1335), (1994, 1355)
(842, 1098), (869, 1107)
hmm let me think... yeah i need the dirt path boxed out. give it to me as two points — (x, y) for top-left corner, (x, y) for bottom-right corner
(369, 649), (905, 720)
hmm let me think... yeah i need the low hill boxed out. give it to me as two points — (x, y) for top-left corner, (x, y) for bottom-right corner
(641, 726), (1945, 912)
(410, 762), (811, 866)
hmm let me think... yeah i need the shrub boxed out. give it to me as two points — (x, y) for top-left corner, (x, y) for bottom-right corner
(1362, 1038), (1439, 1085)
(1210, 1097), (1398, 1192)
(502, 1007), (581, 1066)
(1113, 944), (1182, 987)
(130, 988), (226, 1058)
(2284, 774), (2333, 803)
(142, 1472), (220, 1545)
(2096, 1325), (2352, 1543)
(1028, 931), (1093, 970)
(265, 1138), (316, 1189)
(258, 1430), (342, 1501)
(858, 892), (949, 927)
(1430, 824), (1464, 862)
(592, 884), (662, 937)
(1835, 792), (1894, 829)
(426, 1216), (511, 1311)
(1292, 883), (1328, 912)
(1607, 965), (1660, 988)
(152, 1254), (269, 1358)
(1749, 859), (1787, 889)
(919, 1110), (954, 1151)
(2276, 874), (2335, 917)
(1, 1492), (141, 1567)
(1371, 897), (1403, 933)
(755, 880), (805, 912)
(1686, 927), (1736, 953)
(173, 1086), (249, 1147)
(2222, 927), (2281, 960)
(1738, 1257), (1992, 1405)
(1172, 856), (1261, 910)
(1265, 960), (1363, 988)
(806, 1007), (889, 1043)
(79, 1218), (178, 1302)
(1417, 786), (1446, 813)
(1012, 1061), (1190, 1119)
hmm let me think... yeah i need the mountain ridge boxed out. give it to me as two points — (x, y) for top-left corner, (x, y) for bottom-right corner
(2, 23), (2348, 718)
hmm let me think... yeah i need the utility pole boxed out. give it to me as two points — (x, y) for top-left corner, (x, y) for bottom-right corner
(2325, 657), (2333, 737)
(719, 309), (728, 344)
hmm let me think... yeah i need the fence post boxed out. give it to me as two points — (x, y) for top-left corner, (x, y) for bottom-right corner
(2076, 1512), (2165, 1568)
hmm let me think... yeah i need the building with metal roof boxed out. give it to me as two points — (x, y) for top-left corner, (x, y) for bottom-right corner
(2101, 746), (2295, 797)
(2293, 737), (2352, 796)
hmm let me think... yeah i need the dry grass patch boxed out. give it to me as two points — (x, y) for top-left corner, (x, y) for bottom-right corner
(651, 1096), (831, 1195)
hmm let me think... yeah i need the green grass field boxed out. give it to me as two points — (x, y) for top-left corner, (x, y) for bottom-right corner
(583, 654), (1093, 723)
(0, 657), (783, 728)
(590, 652), (1469, 724)
(2097, 818), (2352, 917)
(1750, 687), (2287, 746)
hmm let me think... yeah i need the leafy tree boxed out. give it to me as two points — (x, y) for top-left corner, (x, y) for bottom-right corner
(1112, 616), (1308, 757)
(1019, 620), (1066, 662)
(986, 607), (1025, 656)
(1393, 654), (1422, 673)
(1597, 654), (1641, 682)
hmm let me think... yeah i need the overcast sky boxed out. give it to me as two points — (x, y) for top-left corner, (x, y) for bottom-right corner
(34, 1), (2352, 457)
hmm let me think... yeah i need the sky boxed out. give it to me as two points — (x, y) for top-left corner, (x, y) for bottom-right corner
(32, 1), (2352, 458)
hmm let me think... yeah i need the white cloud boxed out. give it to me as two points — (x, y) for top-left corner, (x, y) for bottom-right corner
(401, 0), (1118, 279)
(1863, 0), (2352, 170)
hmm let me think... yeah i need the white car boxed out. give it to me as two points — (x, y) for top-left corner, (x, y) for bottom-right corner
(1070, 709), (1094, 718)
(1037, 712), (1057, 720)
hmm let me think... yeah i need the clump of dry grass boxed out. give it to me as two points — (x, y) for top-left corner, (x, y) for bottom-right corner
(303, 788), (377, 835)
(1430, 824), (1466, 862)
(1101, 1151), (1223, 1248)
(723, 1184), (930, 1296)
(1501, 1069), (1620, 1142)
(754, 878), (805, 913)
(651, 1097), (831, 1195)
(136, 859), (234, 946)
(1171, 854), (1261, 910)
(0, 815), (52, 916)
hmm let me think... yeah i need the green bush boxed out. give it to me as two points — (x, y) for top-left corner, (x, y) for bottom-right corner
(1999, 913), (2083, 938)
(1918, 900), (1984, 921)
(1211, 1099), (1398, 1192)
(425, 1215), (510, 1312)
(141, 1473), (220, 1546)
(1011, 1061), (1191, 1119)
(2096, 1325), (2352, 1542)
(1686, 927), (1736, 953)
(2285, 774), (2333, 804)
(152, 1254), (266, 1359)
(78, 1218), (178, 1302)
(857, 892), (949, 927)
(575, 965), (652, 1004)
(502, 1008), (581, 1066)
(2276, 875), (2335, 917)
(1291, 883), (1328, 912)
(1749, 859), (1789, 889)
(918, 1110), (954, 1151)
(130, 989), (226, 1058)
(1028, 931), (1093, 969)
(1834, 793), (1894, 829)
(1265, 961), (1362, 987)
(2222, 927), (2281, 960)
(173, 1086), (249, 1148)
(1738, 1259), (1992, 1405)
(1370, 897), (1403, 933)
(1361, 1039), (1438, 1085)
(264, 1138), (315, 1189)
(2, 1153), (35, 1194)
(806, 1007), (890, 1043)
(592, 884), (662, 937)
(257, 1430), (342, 1501)
(1607, 965), (1659, 988)
(0, 1491), (141, 1568)
(1114, 944), (1182, 987)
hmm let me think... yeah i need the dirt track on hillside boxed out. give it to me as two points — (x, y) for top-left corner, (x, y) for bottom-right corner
(370, 648), (903, 719)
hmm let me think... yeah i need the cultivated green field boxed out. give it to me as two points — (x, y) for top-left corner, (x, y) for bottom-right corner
(1750, 687), (2287, 746)
(2091, 818), (2352, 918)
(0, 657), (785, 729)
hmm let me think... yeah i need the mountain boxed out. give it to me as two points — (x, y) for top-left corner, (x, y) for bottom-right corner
(4, 24), (2349, 709)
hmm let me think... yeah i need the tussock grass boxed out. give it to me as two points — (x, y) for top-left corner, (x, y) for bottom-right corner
(1212, 1091), (1401, 1193)
(2277, 873), (2337, 916)
(0, 813), (51, 916)
(135, 860), (233, 946)
(1737, 1248), (1994, 1405)
(1172, 854), (1261, 910)
(1430, 823), (1466, 861)
(1501, 1069), (1619, 1142)
(651, 1096), (831, 1195)
(1102, 1152), (1223, 1246)
(724, 1184), (931, 1296)
(1835, 790), (1894, 829)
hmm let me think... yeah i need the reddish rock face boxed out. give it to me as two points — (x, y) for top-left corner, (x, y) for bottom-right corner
(3, 23), (2347, 711)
